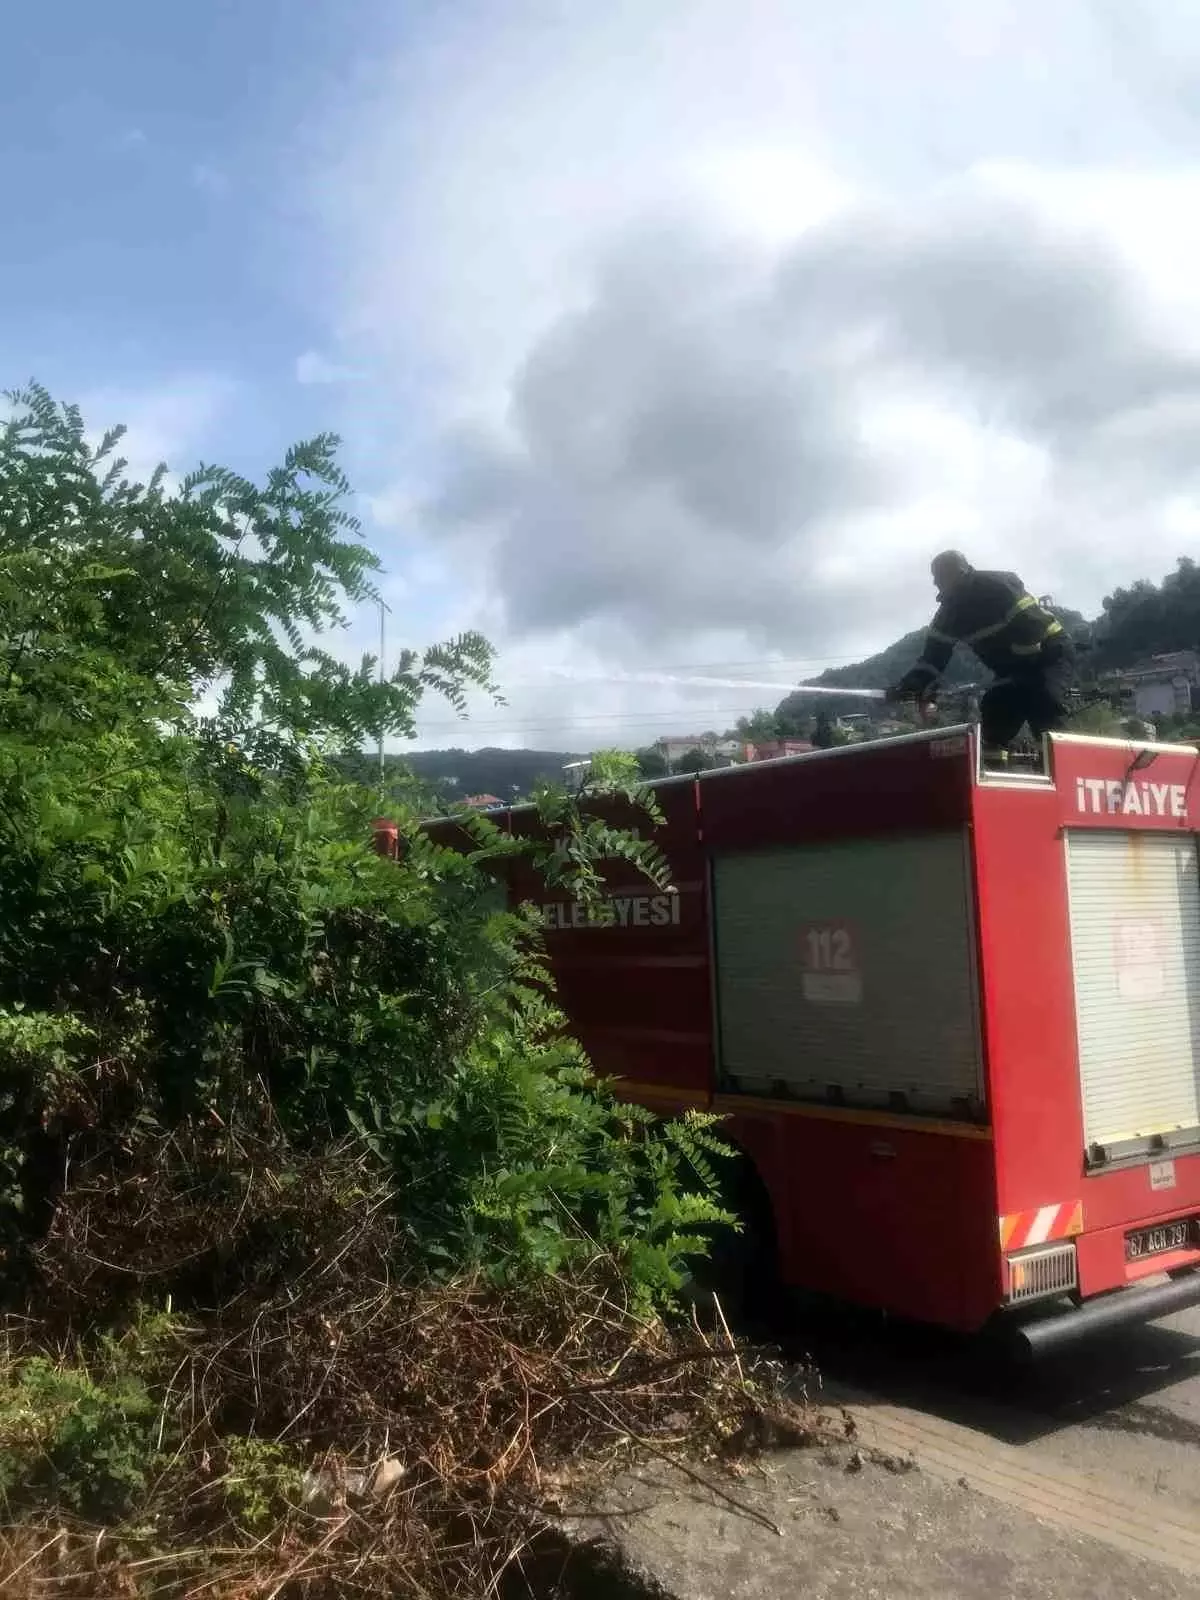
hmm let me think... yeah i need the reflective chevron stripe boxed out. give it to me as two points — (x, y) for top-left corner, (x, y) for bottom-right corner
(999, 1200), (1084, 1251)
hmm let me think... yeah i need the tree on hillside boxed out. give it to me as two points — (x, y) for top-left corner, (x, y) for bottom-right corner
(676, 747), (716, 774)
(731, 708), (779, 742)
(1094, 557), (1200, 668)
(1066, 701), (1128, 738)
(811, 709), (850, 749)
(335, 748), (574, 811)
(635, 743), (670, 778)
(775, 701), (813, 737)
(402, 746), (583, 800)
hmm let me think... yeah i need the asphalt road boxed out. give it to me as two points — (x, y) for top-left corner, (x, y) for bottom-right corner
(575, 1298), (1200, 1599)
(785, 1295), (1200, 1524)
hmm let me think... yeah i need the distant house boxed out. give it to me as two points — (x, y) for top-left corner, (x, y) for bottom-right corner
(658, 735), (715, 766)
(653, 735), (742, 769)
(1113, 652), (1200, 720)
(464, 793), (504, 810)
(744, 739), (815, 762)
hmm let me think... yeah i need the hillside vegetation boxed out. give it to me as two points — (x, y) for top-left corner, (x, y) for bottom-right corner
(337, 746), (583, 808)
(0, 387), (784, 1596)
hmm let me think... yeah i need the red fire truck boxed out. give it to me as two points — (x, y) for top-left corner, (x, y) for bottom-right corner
(404, 726), (1200, 1353)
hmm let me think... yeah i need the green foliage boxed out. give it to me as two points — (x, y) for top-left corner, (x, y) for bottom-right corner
(0, 382), (496, 743)
(1094, 557), (1200, 669)
(519, 750), (672, 908)
(1155, 712), (1200, 744)
(0, 383), (730, 1327)
(0, 716), (724, 1303)
(809, 710), (853, 749)
(1065, 701), (1127, 738)
(220, 1436), (305, 1533)
(0, 1009), (92, 1241)
(675, 747), (716, 774)
(340, 746), (583, 806)
(634, 743), (670, 778)
(731, 708), (780, 743)
(0, 1354), (159, 1519)
(393, 969), (735, 1305)
(0, 382), (753, 1581)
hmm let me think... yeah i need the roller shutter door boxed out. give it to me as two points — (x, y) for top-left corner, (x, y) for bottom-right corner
(1065, 830), (1200, 1155)
(713, 831), (983, 1116)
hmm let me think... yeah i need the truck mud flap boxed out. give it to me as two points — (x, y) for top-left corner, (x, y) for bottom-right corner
(1010, 1270), (1200, 1359)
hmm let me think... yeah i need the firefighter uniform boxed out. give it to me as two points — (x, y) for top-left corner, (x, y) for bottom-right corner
(891, 568), (1073, 756)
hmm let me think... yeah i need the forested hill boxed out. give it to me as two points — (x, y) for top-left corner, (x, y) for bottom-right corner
(339, 746), (583, 803)
(406, 746), (582, 800)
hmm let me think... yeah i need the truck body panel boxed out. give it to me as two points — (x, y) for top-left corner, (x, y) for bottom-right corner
(506, 778), (714, 1110)
(970, 735), (1200, 1322)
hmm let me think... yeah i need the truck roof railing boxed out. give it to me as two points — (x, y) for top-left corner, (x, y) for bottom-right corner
(693, 722), (978, 781)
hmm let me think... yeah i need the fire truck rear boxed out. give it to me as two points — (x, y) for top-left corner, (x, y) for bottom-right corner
(429, 728), (1200, 1351)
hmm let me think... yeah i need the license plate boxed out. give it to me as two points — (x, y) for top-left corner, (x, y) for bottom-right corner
(1125, 1218), (1196, 1261)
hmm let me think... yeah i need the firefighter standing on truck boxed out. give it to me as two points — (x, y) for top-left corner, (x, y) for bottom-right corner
(888, 551), (1074, 764)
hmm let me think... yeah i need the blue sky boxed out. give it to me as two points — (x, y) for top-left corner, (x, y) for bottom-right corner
(7, 2), (1200, 750)
(1, 0), (384, 471)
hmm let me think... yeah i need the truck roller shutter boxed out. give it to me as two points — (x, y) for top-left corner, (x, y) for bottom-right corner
(712, 831), (984, 1117)
(1065, 830), (1200, 1159)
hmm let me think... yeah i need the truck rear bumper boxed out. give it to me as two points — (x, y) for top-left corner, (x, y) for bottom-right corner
(1010, 1270), (1200, 1358)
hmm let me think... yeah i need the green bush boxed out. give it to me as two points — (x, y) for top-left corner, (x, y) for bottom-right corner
(0, 385), (732, 1316)
(0, 386), (755, 1590)
(0, 1355), (158, 1520)
(219, 1436), (306, 1534)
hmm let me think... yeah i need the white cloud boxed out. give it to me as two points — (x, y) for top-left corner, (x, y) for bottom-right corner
(310, 0), (1200, 749)
(295, 350), (356, 386)
(191, 163), (229, 197)
(77, 374), (235, 492)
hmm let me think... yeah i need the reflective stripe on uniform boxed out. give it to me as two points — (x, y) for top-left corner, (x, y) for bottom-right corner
(962, 593), (1038, 647)
(1010, 619), (1063, 656)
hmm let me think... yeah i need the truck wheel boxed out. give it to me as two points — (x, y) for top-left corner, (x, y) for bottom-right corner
(683, 1153), (784, 1337)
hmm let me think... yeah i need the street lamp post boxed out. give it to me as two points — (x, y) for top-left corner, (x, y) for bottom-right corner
(377, 597), (391, 793)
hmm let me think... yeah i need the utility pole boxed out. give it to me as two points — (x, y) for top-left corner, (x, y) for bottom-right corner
(377, 597), (391, 793)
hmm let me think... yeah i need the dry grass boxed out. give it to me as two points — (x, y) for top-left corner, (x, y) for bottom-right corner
(0, 1122), (827, 1598)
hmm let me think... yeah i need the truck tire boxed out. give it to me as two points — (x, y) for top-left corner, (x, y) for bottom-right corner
(683, 1149), (784, 1337)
